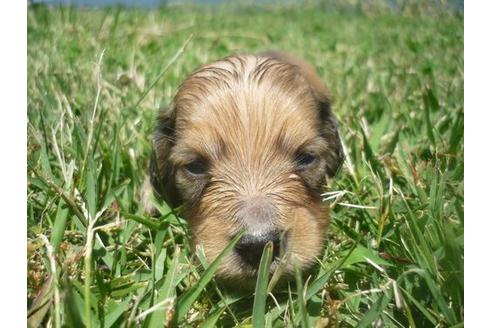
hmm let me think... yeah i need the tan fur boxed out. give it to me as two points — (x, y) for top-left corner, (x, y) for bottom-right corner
(148, 52), (343, 288)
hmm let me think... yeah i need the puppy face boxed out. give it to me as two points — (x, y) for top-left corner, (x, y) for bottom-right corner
(150, 54), (343, 288)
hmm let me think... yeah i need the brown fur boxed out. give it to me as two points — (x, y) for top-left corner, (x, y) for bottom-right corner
(148, 52), (343, 289)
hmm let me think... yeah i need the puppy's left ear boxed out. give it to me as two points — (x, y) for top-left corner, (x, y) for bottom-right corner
(293, 58), (344, 177)
(315, 94), (344, 177)
(289, 55), (344, 177)
(257, 51), (344, 177)
(149, 105), (182, 208)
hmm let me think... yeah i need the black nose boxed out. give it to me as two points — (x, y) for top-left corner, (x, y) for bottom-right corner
(234, 230), (281, 267)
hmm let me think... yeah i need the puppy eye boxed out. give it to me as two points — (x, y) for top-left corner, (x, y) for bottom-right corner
(184, 159), (208, 176)
(295, 152), (317, 169)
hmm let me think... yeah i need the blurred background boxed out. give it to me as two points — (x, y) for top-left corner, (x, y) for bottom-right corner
(32, 0), (463, 11)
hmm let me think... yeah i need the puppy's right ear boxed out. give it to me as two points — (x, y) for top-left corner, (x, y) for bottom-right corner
(149, 105), (181, 208)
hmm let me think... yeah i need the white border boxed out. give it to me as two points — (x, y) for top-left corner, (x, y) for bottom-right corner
(465, 1), (492, 326)
(0, 0), (476, 325)
(0, 1), (27, 324)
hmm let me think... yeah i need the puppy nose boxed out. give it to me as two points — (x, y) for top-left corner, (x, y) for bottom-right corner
(235, 230), (280, 267)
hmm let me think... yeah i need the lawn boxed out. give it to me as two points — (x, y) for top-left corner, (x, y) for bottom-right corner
(27, 2), (464, 327)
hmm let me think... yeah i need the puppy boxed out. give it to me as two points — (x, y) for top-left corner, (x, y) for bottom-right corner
(148, 51), (343, 289)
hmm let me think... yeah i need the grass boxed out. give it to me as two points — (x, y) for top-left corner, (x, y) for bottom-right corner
(27, 2), (463, 327)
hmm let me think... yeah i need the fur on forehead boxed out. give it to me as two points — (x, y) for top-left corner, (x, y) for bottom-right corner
(172, 55), (323, 159)
(175, 55), (318, 115)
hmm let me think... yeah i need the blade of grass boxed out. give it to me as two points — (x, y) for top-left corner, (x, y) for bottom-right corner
(80, 49), (105, 183)
(147, 247), (181, 327)
(306, 241), (358, 299)
(131, 34), (193, 109)
(252, 241), (273, 328)
(448, 110), (463, 155)
(50, 199), (69, 252)
(103, 297), (132, 328)
(63, 278), (86, 328)
(355, 292), (391, 328)
(449, 323), (464, 328)
(29, 165), (87, 227)
(40, 235), (61, 328)
(294, 266), (309, 328)
(27, 276), (53, 328)
(423, 87), (437, 147)
(384, 129), (400, 155)
(399, 285), (438, 325)
(200, 306), (226, 328)
(396, 188), (436, 277)
(421, 269), (457, 324)
(174, 230), (245, 323)
(267, 252), (290, 293)
(123, 211), (169, 231)
(86, 155), (97, 222)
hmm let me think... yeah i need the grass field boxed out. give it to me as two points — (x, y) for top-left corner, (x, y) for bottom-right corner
(27, 2), (464, 327)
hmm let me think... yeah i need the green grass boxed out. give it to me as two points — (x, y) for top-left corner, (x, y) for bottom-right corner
(27, 2), (463, 327)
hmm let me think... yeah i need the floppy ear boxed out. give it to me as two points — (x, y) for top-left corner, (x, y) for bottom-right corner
(315, 95), (344, 177)
(149, 105), (182, 208)
(258, 51), (344, 177)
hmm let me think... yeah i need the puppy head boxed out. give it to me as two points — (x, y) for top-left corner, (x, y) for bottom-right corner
(151, 54), (343, 287)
